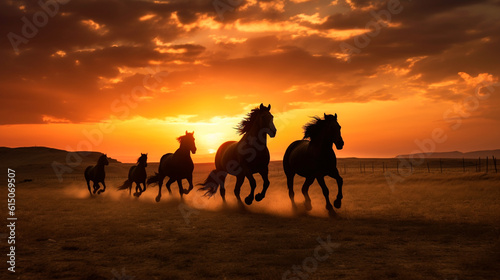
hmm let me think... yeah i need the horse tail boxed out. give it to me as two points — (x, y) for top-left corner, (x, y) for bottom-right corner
(147, 172), (162, 186)
(198, 169), (226, 197)
(117, 179), (132, 190)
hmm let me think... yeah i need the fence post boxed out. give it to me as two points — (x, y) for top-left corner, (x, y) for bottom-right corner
(493, 156), (497, 173)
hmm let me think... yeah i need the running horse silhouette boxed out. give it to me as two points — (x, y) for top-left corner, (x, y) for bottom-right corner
(117, 153), (148, 197)
(84, 154), (109, 196)
(199, 103), (277, 205)
(147, 131), (196, 202)
(283, 113), (344, 215)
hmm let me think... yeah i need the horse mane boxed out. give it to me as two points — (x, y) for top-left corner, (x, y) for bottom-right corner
(303, 116), (324, 140)
(177, 134), (192, 143)
(236, 107), (263, 135)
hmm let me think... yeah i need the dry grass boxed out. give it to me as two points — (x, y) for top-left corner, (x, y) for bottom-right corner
(0, 161), (499, 280)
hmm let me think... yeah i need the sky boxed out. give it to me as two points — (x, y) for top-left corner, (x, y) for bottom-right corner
(1, 0), (500, 163)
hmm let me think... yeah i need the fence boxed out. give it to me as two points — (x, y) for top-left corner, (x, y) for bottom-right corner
(337, 156), (498, 174)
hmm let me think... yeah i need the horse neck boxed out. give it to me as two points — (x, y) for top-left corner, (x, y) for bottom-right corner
(310, 135), (333, 153)
(95, 162), (106, 170)
(177, 143), (191, 156)
(241, 123), (267, 148)
(137, 161), (146, 168)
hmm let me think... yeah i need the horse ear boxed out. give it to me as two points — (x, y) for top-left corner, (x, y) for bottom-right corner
(191, 131), (194, 135)
(268, 104), (271, 110)
(260, 103), (264, 110)
(335, 113), (337, 118)
(324, 113), (327, 118)
(185, 130), (188, 135)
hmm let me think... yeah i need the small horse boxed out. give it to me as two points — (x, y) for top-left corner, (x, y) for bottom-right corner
(84, 154), (109, 196)
(283, 113), (344, 215)
(117, 153), (148, 197)
(147, 131), (196, 202)
(199, 103), (277, 205)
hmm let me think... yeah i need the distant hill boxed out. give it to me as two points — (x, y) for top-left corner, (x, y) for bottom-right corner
(397, 149), (500, 159)
(0, 146), (120, 167)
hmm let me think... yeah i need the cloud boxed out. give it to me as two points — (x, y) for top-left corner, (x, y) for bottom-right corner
(0, 0), (499, 126)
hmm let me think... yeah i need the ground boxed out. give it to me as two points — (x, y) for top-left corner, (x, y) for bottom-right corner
(1, 161), (499, 280)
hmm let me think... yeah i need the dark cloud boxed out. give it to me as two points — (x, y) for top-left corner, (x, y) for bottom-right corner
(1, 0), (499, 124)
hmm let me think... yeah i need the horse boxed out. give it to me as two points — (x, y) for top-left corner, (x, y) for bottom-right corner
(283, 113), (344, 215)
(147, 131), (196, 202)
(84, 154), (109, 196)
(117, 153), (148, 197)
(199, 103), (277, 205)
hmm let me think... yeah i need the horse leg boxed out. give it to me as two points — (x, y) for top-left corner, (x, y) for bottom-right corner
(286, 173), (296, 208)
(86, 180), (92, 196)
(219, 173), (228, 202)
(302, 177), (315, 211)
(97, 181), (107, 194)
(183, 175), (194, 195)
(133, 183), (141, 197)
(93, 182), (99, 194)
(255, 168), (270, 202)
(156, 177), (170, 202)
(234, 175), (245, 204)
(330, 168), (343, 209)
(141, 180), (147, 194)
(317, 176), (334, 215)
(177, 179), (184, 198)
(244, 173), (257, 205)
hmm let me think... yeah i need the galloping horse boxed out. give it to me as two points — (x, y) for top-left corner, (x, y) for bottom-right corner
(84, 154), (109, 196)
(199, 103), (276, 205)
(283, 113), (344, 215)
(117, 153), (148, 197)
(147, 131), (196, 202)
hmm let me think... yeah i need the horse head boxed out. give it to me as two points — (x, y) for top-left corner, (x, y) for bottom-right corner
(99, 154), (109, 165)
(138, 153), (148, 167)
(324, 113), (344, 150)
(178, 131), (197, 154)
(260, 103), (277, 138)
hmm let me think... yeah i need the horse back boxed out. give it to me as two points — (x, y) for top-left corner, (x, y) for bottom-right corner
(215, 141), (237, 172)
(285, 140), (336, 177)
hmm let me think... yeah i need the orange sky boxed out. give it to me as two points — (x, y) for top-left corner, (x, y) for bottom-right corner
(1, 0), (500, 163)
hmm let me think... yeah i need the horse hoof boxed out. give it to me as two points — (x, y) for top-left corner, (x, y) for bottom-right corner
(133, 192), (139, 197)
(304, 201), (312, 211)
(334, 199), (342, 209)
(183, 189), (191, 195)
(244, 197), (254, 205)
(155, 196), (161, 202)
(97, 190), (103, 195)
(255, 193), (265, 202)
(328, 209), (337, 217)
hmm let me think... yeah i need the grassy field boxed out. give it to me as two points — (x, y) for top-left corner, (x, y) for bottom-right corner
(1, 160), (499, 280)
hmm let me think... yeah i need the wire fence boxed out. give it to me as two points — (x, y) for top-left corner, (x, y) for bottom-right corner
(337, 156), (498, 174)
